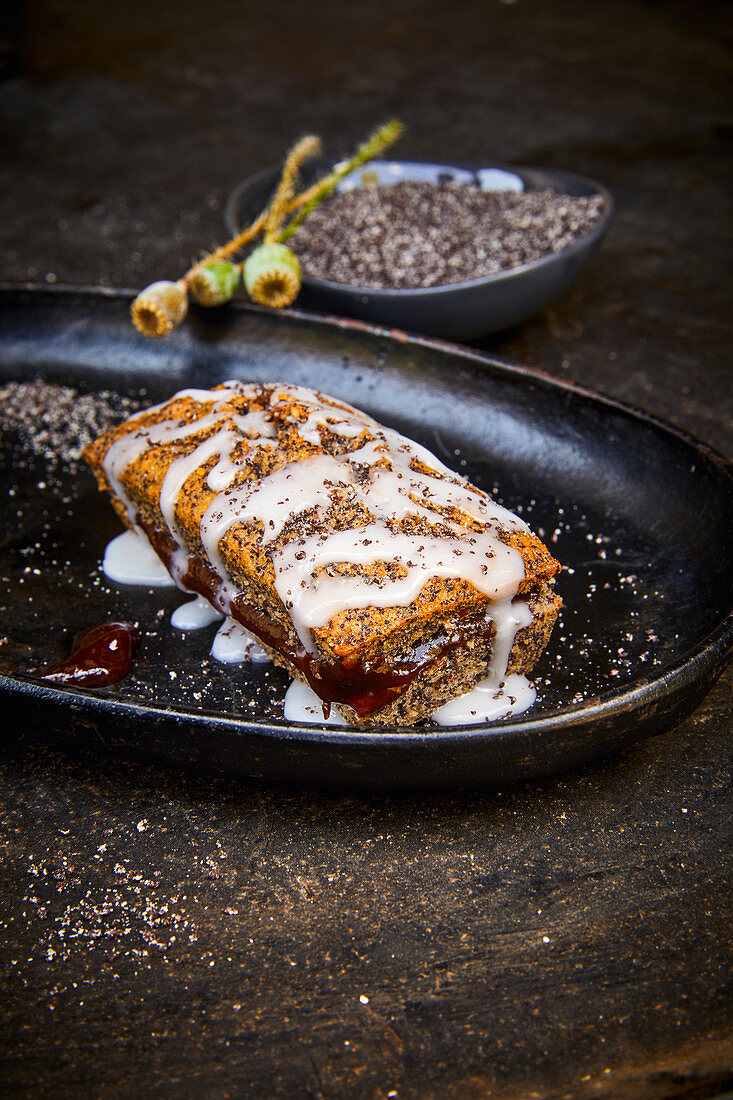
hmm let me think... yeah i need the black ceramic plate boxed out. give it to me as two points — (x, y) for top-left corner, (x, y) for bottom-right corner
(225, 158), (613, 340)
(0, 287), (731, 789)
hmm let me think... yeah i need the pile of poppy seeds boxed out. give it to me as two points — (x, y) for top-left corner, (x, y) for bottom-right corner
(291, 181), (605, 289)
(0, 382), (142, 473)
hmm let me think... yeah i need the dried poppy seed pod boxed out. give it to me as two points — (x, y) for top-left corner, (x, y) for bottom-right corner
(131, 280), (189, 338)
(188, 260), (241, 307)
(243, 243), (301, 308)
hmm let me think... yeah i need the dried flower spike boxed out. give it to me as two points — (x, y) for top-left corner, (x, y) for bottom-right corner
(131, 280), (188, 338)
(263, 134), (321, 243)
(188, 260), (241, 307)
(279, 119), (403, 243)
(243, 242), (301, 308)
(130, 120), (404, 336)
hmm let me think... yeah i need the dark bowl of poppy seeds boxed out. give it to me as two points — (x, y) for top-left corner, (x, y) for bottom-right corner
(225, 159), (613, 340)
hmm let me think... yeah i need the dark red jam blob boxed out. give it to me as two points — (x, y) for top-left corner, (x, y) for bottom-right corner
(42, 621), (139, 688)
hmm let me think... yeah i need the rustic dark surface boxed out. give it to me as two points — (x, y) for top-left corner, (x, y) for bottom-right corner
(1, 2), (732, 1098)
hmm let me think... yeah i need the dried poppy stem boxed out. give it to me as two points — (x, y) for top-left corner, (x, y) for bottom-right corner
(183, 214), (266, 284)
(245, 121), (402, 308)
(263, 135), (321, 242)
(241, 135), (320, 309)
(183, 136), (320, 286)
(132, 120), (404, 335)
(186, 123), (400, 282)
(278, 119), (403, 243)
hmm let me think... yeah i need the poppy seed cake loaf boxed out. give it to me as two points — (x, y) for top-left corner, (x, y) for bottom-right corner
(84, 381), (561, 726)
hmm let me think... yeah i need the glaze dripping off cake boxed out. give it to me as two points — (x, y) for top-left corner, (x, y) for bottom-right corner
(83, 381), (561, 726)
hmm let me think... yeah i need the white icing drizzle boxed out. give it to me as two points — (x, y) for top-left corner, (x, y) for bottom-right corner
(432, 673), (536, 725)
(159, 411), (277, 544)
(273, 526), (525, 651)
(283, 679), (347, 725)
(484, 597), (534, 681)
(170, 594), (223, 630)
(200, 451), (348, 577)
(211, 617), (270, 664)
(101, 381), (538, 710)
(102, 383), (239, 517)
(102, 528), (177, 587)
